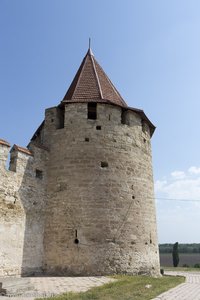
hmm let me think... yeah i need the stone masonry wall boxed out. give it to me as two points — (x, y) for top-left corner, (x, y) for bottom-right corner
(42, 103), (160, 276)
(0, 140), (47, 276)
(0, 101), (160, 277)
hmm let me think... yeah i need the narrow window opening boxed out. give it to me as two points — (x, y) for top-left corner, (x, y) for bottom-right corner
(36, 169), (43, 179)
(96, 125), (101, 130)
(121, 110), (129, 125)
(74, 229), (79, 244)
(150, 234), (152, 244)
(6, 152), (11, 171)
(85, 138), (89, 142)
(142, 120), (146, 133)
(9, 154), (17, 172)
(132, 195), (135, 199)
(56, 107), (65, 129)
(109, 114), (111, 121)
(88, 102), (97, 120)
(101, 161), (108, 168)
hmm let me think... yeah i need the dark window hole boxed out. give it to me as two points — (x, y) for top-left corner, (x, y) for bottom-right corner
(88, 102), (97, 120)
(150, 239), (152, 244)
(121, 110), (129, 125)
(142, 120), (146, 133)
(74, 238), (79, 244)
(36, 169), (43, 179)
(101, 161), (108, 168)
(96, 125), (101, 130)
(56, 107), (65, 129)
(132, 195), (135, 199)
(85, 138), (89, 142)
(74, 230), (79, 244)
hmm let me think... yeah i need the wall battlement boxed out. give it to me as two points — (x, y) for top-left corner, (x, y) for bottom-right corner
(0, 140), (33, 174)
(0, 139), (47, 276)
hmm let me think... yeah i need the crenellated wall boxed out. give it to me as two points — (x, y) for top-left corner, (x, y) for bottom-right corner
(0, 140), (47, 276)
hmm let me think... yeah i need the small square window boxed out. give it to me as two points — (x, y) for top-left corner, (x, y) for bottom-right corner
(101, 161), (108, 168)
(36, 169), (43, 179)
(96, 125), (101, 130)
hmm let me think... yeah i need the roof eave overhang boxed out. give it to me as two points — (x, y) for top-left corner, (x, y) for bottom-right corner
(59, 100), (155, 136)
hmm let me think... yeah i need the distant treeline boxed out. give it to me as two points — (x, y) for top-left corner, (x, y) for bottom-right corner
(159, 243), (200, 254)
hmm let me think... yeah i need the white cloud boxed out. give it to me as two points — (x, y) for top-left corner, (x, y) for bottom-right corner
(171, 170), (186, 180)
(162, 178), (200, 200)
(188, 166), (200, 174)
(155, 166), (200, 243)
(155, 166), (200, 200)
(154, 180), (167, 192)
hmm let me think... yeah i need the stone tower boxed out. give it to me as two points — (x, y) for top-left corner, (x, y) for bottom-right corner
(0, 47), (160, 277)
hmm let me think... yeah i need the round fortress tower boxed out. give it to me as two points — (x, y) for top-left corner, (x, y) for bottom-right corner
(31, 47), (160, 276)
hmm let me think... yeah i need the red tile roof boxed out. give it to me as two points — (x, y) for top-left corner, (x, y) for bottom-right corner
(0, 139), (10, 147)
(12, 144), (33, 156)
(62, 48), (127, 107)
(31, 48), (155, 139)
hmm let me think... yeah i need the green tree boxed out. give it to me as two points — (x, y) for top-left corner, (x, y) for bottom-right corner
(172, 242), (179, 267)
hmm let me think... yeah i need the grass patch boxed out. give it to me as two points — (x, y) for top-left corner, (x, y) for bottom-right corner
(36, 275), (184, 300)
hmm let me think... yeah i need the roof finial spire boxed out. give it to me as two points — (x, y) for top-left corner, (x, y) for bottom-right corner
(88, 38), (93, 56)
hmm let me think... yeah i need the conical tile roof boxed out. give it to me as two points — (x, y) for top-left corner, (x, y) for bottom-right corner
(62, 48), (127, 107)
(30, 48), (156, 143)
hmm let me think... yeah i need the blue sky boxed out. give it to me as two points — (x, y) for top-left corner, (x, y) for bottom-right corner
(1, 0), (200, 243)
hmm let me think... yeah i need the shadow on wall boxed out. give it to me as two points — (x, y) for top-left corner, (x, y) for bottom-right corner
(18, 144), (47, 276)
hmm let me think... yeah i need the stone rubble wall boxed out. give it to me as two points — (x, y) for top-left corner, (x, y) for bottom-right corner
(0, 141), (47, 276)
(43, 103), (160, 276)
(0, 101), (160, 277)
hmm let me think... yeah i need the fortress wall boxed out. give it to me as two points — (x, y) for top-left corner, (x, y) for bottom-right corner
(0, 141), (47, 276)
(43, 103), (160, 276)
(0, 141), (23, 276)
(0, 102), (159, 277)
(0, 140), (10, 169)
(20, 144), (47, 275)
